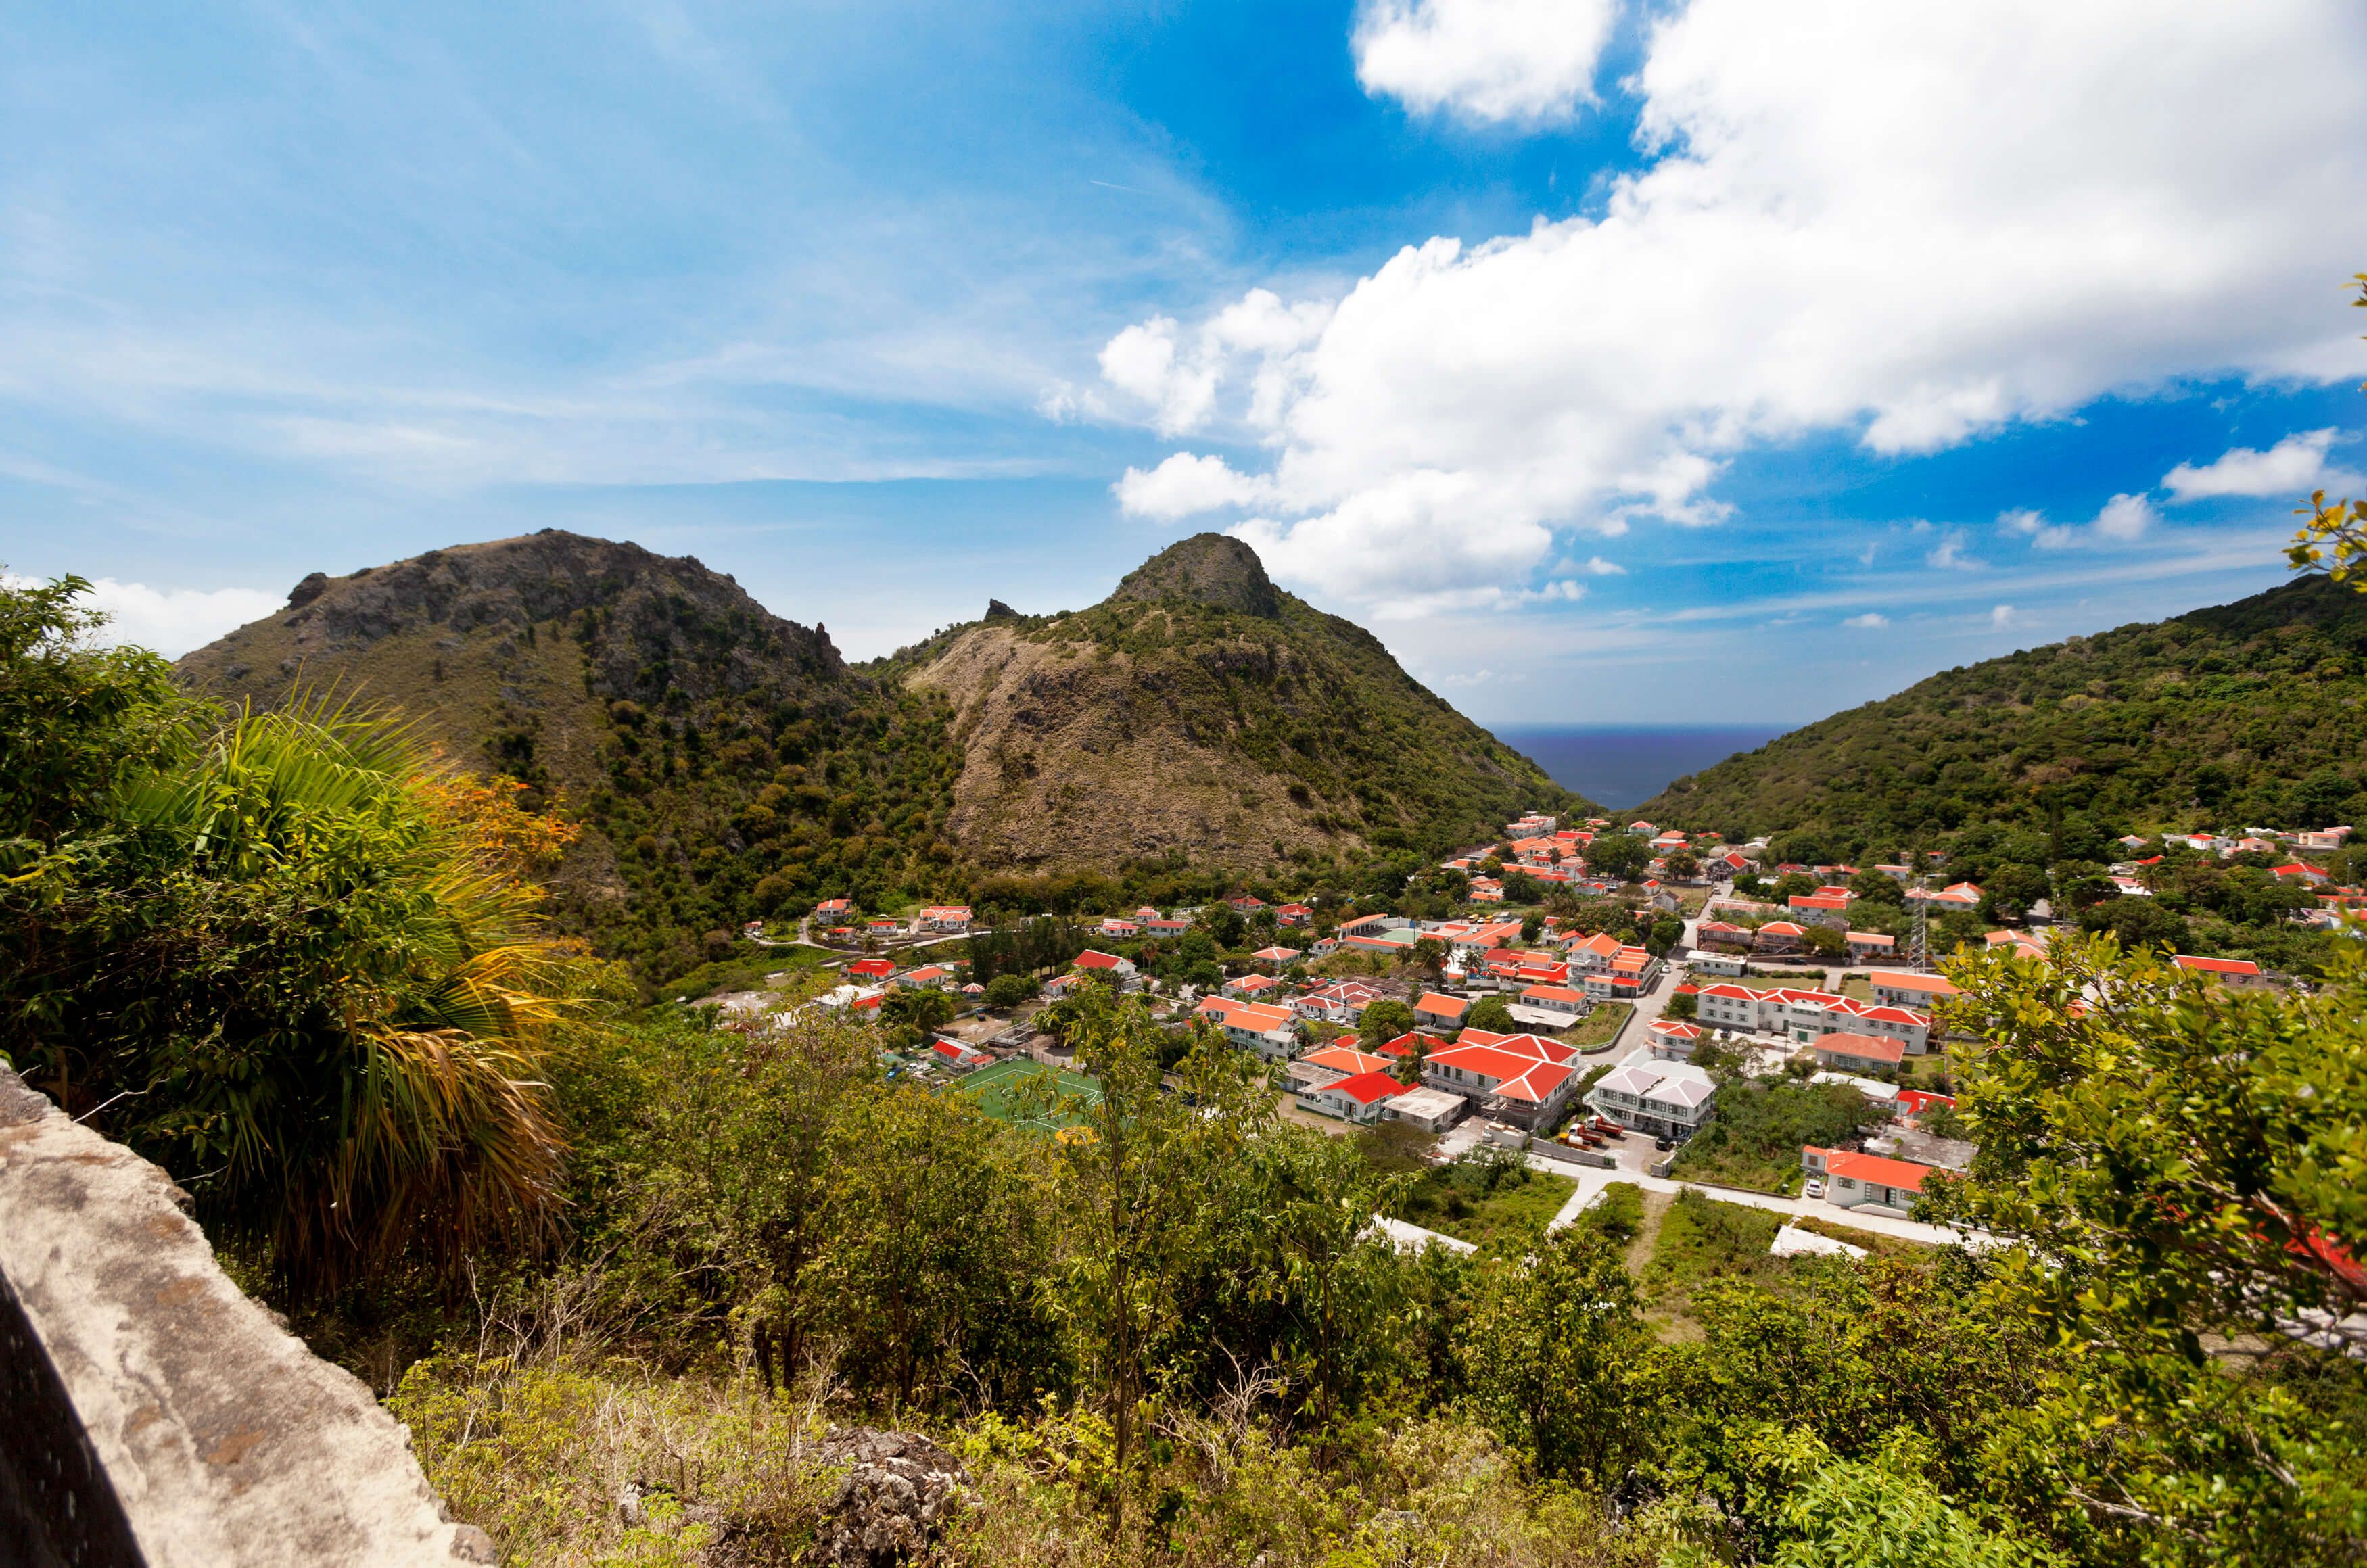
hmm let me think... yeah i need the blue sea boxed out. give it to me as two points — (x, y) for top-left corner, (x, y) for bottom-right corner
(1489, 724), (1794, 812)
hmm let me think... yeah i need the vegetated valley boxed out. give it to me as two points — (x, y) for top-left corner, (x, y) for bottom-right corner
(9, 540), (2364, 1568)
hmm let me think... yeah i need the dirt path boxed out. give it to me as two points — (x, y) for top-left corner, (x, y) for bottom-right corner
(1626, 1189), (1675, 1275)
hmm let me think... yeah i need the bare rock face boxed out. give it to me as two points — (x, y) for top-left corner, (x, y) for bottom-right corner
(809, 1428), (970, 1568)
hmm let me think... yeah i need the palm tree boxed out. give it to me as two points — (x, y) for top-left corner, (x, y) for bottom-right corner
(25, 698), (612, 1296)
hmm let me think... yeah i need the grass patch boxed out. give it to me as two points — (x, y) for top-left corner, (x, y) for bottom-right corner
(1562, 1001), (1633, 1050)
(1668, 1077), (1873, 1194)
(1572, 1181), (1645, 1245)
(657, 943), (831, 1002)
(1791, 1213), (1931, 1260)
(950, 1058), (1102, 1133)
(1395, 1149), (1575, 1252)
(1643, 1187), (1789, 1306)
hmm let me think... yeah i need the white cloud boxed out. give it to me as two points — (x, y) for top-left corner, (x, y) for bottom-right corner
(1353, 0), (1618, 126)
(67, 578), (279, 658)
(1582, 556), (1627, 575)
(1102, 1), (2367, 610)
(1928, 536), (1979, 571)
(1843, 611), (1888, 628)
(1113, 452), (1273, 519)
(1096, 317), (1218, 437)
(1990, 604), (2019, 628)
(2094, 492), (2155, 542)
(2163, 427), (2361, 499)
(2002, 493), (2154, 550)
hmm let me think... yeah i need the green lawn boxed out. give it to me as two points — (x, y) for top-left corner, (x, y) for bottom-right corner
(1667, 1077), (1872, 1194)
(1570, 1181), (1645, 1245)
(1641, 1187), (1791, 1314)
(950, 1058), (1102, 1133)
(1562, 1001), (1633, 1050)
(1396, 1156), (1575, 1252)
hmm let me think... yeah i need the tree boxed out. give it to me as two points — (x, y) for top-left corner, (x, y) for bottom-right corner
(983, 972), (1036, 1011)
(1665, 990), (1699, 1020)
(811, 1084), (1050, 1411)
(1461, 1227), (1645, 1482)
(2076, 895), (2190, 956)
(1465, 995), (1516, 1034)
(1919, 935), (2367, 1562)
(1042, 990), (1267, 1536)
(2285, 275), (2367, 592)
(1405, 934), (1447, 980)
(1648, 913), (1685, 955)
(1666, 849), (1702, 880)
(879, 983), (956, 1044)
(1358, 997), (1415, 1047)
(1585, 835), (1650, 880)
(1801, 923), (1846, 961)
(1850, 868), (1906, 907)
(7, 690), (614, 1298)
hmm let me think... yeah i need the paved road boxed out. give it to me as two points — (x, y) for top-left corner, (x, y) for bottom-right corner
(1533, 1144), (1979, 1248)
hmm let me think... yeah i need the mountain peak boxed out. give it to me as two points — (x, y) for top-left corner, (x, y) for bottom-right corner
(1108, 533), (1283, 619)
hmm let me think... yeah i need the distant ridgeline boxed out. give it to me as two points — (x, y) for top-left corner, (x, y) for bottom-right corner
(177, 531), (1587, 980)
(1637, 575), (2367, 849)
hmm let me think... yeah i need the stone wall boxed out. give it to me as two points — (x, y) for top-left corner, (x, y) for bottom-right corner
(0, 1065), (493, 1567)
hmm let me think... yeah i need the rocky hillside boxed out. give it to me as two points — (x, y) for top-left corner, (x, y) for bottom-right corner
(1634, 574), (2367, 845)
(891, 534), (1589, 871)
(177, 532), (962, 980)
(179, 531), (1587, 976)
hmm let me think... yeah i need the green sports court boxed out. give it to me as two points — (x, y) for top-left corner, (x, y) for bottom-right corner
(949, 1057), (1102, 1133)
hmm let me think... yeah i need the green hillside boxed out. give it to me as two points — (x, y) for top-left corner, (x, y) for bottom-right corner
(1637, 575), (2367, 847)
(178, 531), (1587, 981)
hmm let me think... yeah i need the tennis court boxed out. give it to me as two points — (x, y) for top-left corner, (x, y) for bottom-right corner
(952, 1057), (1102, 1133)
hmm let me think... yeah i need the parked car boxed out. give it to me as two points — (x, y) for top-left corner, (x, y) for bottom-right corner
(1804, 1178), (1826, 1199)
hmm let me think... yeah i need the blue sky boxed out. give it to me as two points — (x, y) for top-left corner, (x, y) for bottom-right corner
(4, 1), (2366, 722)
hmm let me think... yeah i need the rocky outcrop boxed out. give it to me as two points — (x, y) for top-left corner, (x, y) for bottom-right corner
(1110, 532), (1284, 618)
(809, 1429), (970, 1568)
(0, 1065), (494, 1567)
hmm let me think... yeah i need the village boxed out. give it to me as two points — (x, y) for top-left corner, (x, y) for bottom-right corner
(705, 810), (2356, 1252)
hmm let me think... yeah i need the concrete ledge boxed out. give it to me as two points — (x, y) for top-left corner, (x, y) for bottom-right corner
(0, 1065), (493, 1567)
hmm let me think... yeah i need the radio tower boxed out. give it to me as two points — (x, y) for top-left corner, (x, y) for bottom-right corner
(1911, 892), (1929, 970)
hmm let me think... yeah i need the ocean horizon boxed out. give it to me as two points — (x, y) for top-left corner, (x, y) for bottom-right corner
(1489, 723), (1794, 813)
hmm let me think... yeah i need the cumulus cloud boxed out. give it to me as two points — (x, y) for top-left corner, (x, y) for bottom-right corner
(1844, 612), (1889, 628)
(1991, 604), (2019, 628)
(1113, 452), (1273, 519)
(2094, 492), (2155, 542)
(1353, 0), (1618, 126)
(60, 577), (279, 658)
(1581, 556), (1626, 575)
(1098, 1), (2367, 609)
(2163, 427), (2360, 499)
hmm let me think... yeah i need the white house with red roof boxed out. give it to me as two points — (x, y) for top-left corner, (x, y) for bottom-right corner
(1195, 996), (1299, 1058)
(2274, 862), (2330, 885)
(1647, 1018), (1706, 1060)
(1809, 1032), (1906, 1074)
(2172, 953), (2271, 988)
(1297, 1068), (1401, 1124)
(1421, 1030), (1584, 1129)
(929, 1038), (991, 1071)
(1518, 982), (1588, 1018)
(1413, 991), (1471, 1032)
(1868, 971), (1959, 1009)
(1223, 972), (1284, 1001)
(1585, 1048), (1718, 1142)
(1248, 945), (1300, 968)
(1226, 893), (1267, 914)
(1846, 932), (1895, 964)
(1099, 916), (1142, 938)
(1787, 890), (1852, 928)
(866, 916), (904, 936)
(1146, 916), (1192, 936)
(815, 897), (853, 918)
(846, 956), (896, 980)
(1301, 1043), (1393, 1078)
(1754, 920), (1807, 953)
(1908, 882), (1984, 909)
(895, 964), (954, 991)
(1294, 978), (1388, 1024)
(920, 905), (972, 930)
(1275, 903), (1313, 926)
(1802, 1145), (1937, 1214)
(1695, 982), (1934, 1053)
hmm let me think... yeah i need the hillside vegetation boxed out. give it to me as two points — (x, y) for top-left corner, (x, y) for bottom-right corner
(1638, 575), (2367, 842)
(895, 534), (1588, 873)
(177, 531), (1586, 980)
